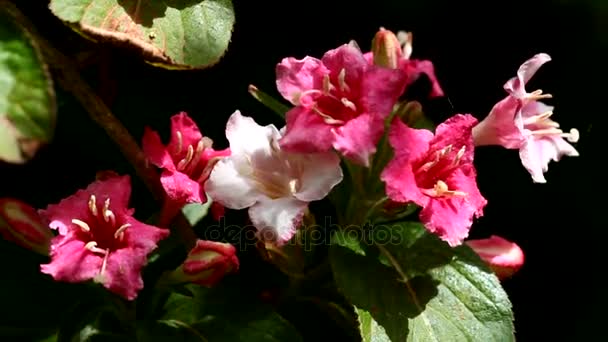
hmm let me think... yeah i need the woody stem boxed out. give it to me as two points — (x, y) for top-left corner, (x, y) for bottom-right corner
(2, 1), (197, 250)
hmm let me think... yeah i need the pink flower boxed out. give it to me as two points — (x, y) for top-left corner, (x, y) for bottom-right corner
(206, 111), (343, 245)
(0, 198), (53, 255)
(381, 114), (487, 246)
(472, 53), (579, 183)
(364, 29), (444, 98)
(276, 43), (408, 166)
(39, 175), (170, 300)
(169, 240), (239, 287)
(466, 235), (524, 280)
(142, 112), (230, 223)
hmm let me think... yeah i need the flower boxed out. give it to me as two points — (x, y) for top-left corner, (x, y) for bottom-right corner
(169, 240), (239, 287)
(206, 111), (343, 245)
(472, 53), (579, 183)
(39, 175), (170, 300)
(276, 43), (408, 166)
(381, 114), (487, 246)
(465, 235), (524, 280)
(0, 198), (53, 255)
(142, 112), (230, 223)
(364, 29), (444, 98)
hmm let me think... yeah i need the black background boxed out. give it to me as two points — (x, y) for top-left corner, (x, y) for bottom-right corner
(1, 0), (604, 340)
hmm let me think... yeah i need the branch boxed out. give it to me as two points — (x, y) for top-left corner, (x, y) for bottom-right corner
(2, 1), (197, 250)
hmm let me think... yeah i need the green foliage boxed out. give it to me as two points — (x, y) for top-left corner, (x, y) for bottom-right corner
(330, 222), (514, 342)
(0, 8), (55, 163)
(49, 0), (235, 69)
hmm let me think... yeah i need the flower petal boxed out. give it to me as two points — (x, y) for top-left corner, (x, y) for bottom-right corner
(226, 110), (282, 158)
(419, 168), (486, 246)
(41, 233), (101, 282)
(248, 197), (307, 245)
(160, 170), (205, 204)
(279, 106), (334, 153)
(388, 118), (434, 161)
(360, 66), (408, 118)
(504, 53), (551, 98)
(332, 113), (384, 166)
(102, 247), (148, 300)
(206, 157), (262, 210)
(431, 114), (478, 164)
(142, 127), (175, 170)
(276, 56), (328, 105)
(519, 135), (579, 184)
(40, 175), (132, 235)
(472, 96), (524, 148)
(167, 112), (203, 155)
(293, 152), (343, 202)
(321, 44), (368, 89)
(402, 59), (444, 98)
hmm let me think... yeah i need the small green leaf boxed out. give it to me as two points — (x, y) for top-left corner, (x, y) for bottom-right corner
(181, 200), (212, 227)
(248, 84), (291, 119)
(49, 0), (235, 69)
(330, 223), (514, 342)
(0, 9), (56, 163)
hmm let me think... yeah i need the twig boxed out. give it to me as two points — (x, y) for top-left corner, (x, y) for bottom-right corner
(1, 1), (197, 250)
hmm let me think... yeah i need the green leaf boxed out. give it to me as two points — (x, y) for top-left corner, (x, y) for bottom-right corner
(357, 307), (390, 342)
(181, 200), (212, 227)
(0, 9), (56, 163)
(330, 223), (514, 342)
(155, 281), (304, 341)
(49, 0), (235, 69)
(248, 84), (291, 119)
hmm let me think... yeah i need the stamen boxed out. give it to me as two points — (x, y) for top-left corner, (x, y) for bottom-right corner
(423, 180), (467, 198)
(523, 111), (556, 126)
(177, 144), (194, 171)
(312, 106), (345, 125)
(452, 146), (466, 166)
(531, 128), (563, 136)
(289, 178), (300, 193)
(439, 145), (452, 157)
(102, 198), (115, 225)
(85, 241), (108, 255)
(341, 98), (357, 111)
(564, 128), (579, 143)
(527, 89), (553, 101)
(71, 218), (91, 232)
(201, 137), (214, 149)
(114, 223), (131, 240)
(88, 195), (97, 216)
(197, 156), (222, 183)
(99, 249), (109, 276)
(184, 140), (205, 174)
(175, 131), (183, 154)
(338, 68), (350, 92)
(323, 75), (333, 94)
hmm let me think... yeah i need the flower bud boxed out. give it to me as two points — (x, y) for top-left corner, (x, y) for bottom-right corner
(0, 198), (52, 255)
(465, 235), (524, 280)
(170, 240), (239, 287)
(371, 27), (402, 69)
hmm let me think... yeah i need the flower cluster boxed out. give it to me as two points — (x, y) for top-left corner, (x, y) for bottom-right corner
(4, 28), (576, 300)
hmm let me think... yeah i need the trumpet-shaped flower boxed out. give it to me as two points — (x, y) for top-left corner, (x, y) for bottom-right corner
(39, 175), (170, 300)
(206, 111), (343, 245)
(381, 114), (487, 246)
(472, 53), (579, 183)
(142, 112), (230, 223)
(276, 43), (408, 166)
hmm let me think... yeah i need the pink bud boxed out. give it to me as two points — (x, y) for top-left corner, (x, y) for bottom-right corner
(371, 27), (403, 69)
(465, 235), (524, 280)
(172, 240), (239, 287)
(0, 198), (53, 255)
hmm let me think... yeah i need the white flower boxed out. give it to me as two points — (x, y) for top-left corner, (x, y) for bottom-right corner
(206, 111), (343, 244)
